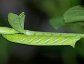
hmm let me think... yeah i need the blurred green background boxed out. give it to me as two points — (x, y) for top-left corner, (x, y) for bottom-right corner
(0, 0), (84, 64)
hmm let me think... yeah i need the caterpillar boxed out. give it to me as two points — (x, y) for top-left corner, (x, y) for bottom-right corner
(0, 27), (84, 47)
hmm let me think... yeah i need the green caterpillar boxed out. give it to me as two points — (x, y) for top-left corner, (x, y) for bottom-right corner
(0, 27), (84, 47)
(0, 12), (84, 47)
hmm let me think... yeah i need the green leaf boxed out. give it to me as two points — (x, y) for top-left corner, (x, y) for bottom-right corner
(50, 16), (65, 29)
(8, 12), (25, 33)
(64, 5), (84, 23)
(19, 12), (25, 29)
(2, 33), (84, 47)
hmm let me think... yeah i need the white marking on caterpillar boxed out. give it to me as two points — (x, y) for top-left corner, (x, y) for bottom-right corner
(29, 36), (38, 43)
(45, 39), (50, 42)
(29, 39), (34, 42)
(51, 37), (60, 45)
(35, 39), (42, 43)
(55, 38), (67, 45)
(60, 39), (67, 43)
(53, 39), (58, 43)
(20, 38), (25, 42)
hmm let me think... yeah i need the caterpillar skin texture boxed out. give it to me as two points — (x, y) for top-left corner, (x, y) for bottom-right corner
(3, 34), (80, 47)
(0, 27), (84, 47)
